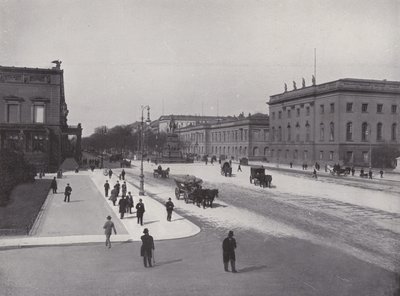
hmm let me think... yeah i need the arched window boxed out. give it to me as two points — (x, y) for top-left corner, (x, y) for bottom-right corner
(287, 124), (291, 141)
(329, 122), (334, 141)
(320, 123), (325, 141)
(361, 122), (369, 141)
(278, 126), (282, 142)
(253, 147), (259, 156)
(392, 123), (397, 141)
(264, 147), (269, 156)
(346, 122), (353, 141)
(295, 122), (300, 141)
(377, 123), (383, 141)
(305, 121), (310, 142)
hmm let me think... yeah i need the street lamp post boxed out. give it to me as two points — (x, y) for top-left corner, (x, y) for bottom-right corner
(139, 105), (151, 196)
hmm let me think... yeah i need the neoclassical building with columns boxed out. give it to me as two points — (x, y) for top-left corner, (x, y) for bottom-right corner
(267, 78), (400, 166)
(178, 113), (269, 161)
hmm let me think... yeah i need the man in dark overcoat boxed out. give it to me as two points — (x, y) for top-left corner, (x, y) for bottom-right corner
(121, 169), (126, 180)
(118, 196), (127, 219)
(222, 230), (237, 273)
(114, 181), (120, 197)
(165, 198), (174, 221)
(64, 183), (72, 202)
(140, 228), (154, 267)
(51, 177), (58, 194)
(104, 180), (110, 197)
(108, 169), (113, 179)
(136, 198), (145, 225)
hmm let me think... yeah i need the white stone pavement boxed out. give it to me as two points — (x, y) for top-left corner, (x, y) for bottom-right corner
(0, 169), (200, 249)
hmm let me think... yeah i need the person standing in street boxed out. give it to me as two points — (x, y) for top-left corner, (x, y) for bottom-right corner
(119, 196), (127, 219)
(108, 169), (113, 179)
(64, 183), (72, 202)
(103, 215), (117, 249)
(126, 192), (134, 214)
(51, 177), (57, 194)
(114, 181), (120, 197)
(222, 230), (237, 273)
(121, 181), (127, 197)
(369, 169), (373, 179)
(237, 164), (242, 172)
(110, 188), (117, 206)
(380, 170), (384, 178)
(140, 228), (154, 267)
(121, 169), (126, 180)
(136, 198), (145, 225)
(165, 198), (174, 221)
(104, 180), (110, 197)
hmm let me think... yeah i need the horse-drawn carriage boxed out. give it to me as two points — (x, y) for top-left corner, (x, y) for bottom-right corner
(153, 166), (170, 178)
(221, 161), (232, 177)
(249, 166), (272, 188)
(174, 175), (219, 208)
(327, 164), (350, 176)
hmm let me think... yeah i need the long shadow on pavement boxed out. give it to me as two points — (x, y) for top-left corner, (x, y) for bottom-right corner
(155, 259), (183, 266)
(238, 265), (268, 273)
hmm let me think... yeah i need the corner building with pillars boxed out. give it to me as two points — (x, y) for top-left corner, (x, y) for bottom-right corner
(0, 65), (82, 172)
(267, 78), (400, 167)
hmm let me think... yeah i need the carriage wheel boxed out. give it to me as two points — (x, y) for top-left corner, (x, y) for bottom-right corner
(175, 188), (180, 199)
(184, 192), (189, 203)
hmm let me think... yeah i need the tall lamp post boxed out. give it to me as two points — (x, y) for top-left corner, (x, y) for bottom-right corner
(139, 105), (151, 196)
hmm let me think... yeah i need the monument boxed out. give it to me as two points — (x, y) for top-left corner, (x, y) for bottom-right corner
(160, 116), (187, 163)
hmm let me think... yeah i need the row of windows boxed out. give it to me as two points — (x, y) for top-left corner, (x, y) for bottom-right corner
(272, 102), (398, 121)
(1, 131), (48, 152)
(211, 146), (249, 156)
(5, 102), (45, 124)
(346, 103), (397, 114)
(211, 129), (249, 142)
(346, 122), (397, 141)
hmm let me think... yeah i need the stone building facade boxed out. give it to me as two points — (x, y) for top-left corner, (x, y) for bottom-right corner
(179, 113), (269, 161)
(0, 63), (82, 172)
(157, 115), (227, 133)
(268, 78), (400, 167)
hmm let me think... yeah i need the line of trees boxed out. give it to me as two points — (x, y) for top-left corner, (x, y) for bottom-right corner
(81, 124), (170, 158)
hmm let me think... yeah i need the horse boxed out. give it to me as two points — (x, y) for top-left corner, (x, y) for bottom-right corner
(204, 189), (219, 208)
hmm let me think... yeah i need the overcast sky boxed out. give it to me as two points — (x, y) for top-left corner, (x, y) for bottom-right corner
(1, 0), (399, 136)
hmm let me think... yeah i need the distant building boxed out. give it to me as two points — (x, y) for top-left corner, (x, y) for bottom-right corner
(157, 114), (227, 133)
(179, 113), (269, 161)
(268, 78), (400, 166)
(0, 63), (82, 171)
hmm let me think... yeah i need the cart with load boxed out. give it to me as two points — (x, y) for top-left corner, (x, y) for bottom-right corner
(220, 161), (232, 177)
(174, 175), (203, 203)
(249, 165), (272, 188)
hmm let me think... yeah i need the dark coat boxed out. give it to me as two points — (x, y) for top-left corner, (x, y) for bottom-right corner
(51, 179), (57, 189)
(166, 201), (174, 212)
(136, 202), (145, 214)
(104, 183), (110, 190)
(118, 198), (127, 213)
(140, 234), (154, 257)
(222, 237), (237, 262)
(64, 186), (72, 195)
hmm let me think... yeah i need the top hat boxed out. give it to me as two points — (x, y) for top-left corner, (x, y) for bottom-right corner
(143, 228), (149, 233)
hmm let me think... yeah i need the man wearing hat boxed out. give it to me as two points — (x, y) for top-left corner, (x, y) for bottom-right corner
(136, 198), (145, 225)
(140, 228), (154, 267)
(103, 215), (117, 249)
(64, 183), (72, 202)
(222, 230), (237, 273)
(165, 198), (175, 221)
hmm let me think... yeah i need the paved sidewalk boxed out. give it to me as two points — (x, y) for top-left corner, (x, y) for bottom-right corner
(0, 169), (199, 249)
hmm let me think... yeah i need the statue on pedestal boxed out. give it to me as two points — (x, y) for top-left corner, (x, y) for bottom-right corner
(293, 81), (297, 90)
(312, 75), (316, 86)
(302, 78), (306, 88)
(284, 83), (287, 92)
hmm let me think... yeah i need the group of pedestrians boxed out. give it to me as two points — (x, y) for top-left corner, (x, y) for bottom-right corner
(50, 177), (73, 202)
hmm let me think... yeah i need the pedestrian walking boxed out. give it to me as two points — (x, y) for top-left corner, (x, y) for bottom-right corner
(140, 228), (154, 267)
(108, 169), (113, 179)
(104, 180), (110, 197)
(237, 164), (242, 172)
(351, 167), (355, 176)
(110, 188), (117, 206)
(369, 169), (373, 179)
(312, 169), (318, 179)
(165, 198), (174, 221)
(64, 183), (72, 202)
(289, 162), (293, 168)
(127, 192), (134, 214)
(114, 181), (120, 197)
(51, 177), (57, 194)
(380, 170), (384, 178)
(121, 181), (127, 197)
(222, 230), (237, 273)
(103, 215), (117, 249)
(136, 198), (145, 225)
(121, 169), (126, 180)
(119, 196), (127, 219)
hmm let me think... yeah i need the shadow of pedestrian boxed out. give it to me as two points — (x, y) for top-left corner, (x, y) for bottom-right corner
(144, 220), (160, 225)
(209, 203), (227, 208)
(155, 259), (183, 266)
(171, 218), (185, 222)
(238, 265), (268, 273)
(68, 200), (83, 203)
